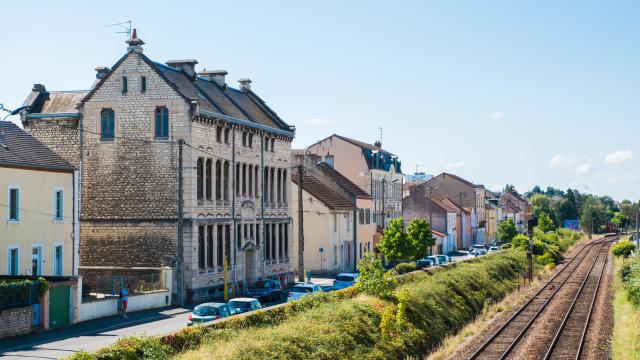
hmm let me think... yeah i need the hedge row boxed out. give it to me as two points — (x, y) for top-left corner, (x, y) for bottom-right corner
(70, 250), (528, 360)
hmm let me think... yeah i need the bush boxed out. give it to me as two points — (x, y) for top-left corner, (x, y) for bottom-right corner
(621, 254), (640, 306)
(68, 336), (172, 360)
(612, 241), (636, 258)
(510, 229), (582, 266)
(0, 277), (48, 308)
(356, 252), (397, 299)
(394, 262), (417, 274)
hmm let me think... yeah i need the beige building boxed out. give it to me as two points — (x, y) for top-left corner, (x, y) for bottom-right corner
(291, 162), (372, 275)
(0, 122), (78, 277)
(20, 31), (294, 303)
(295, 134), (403, 230)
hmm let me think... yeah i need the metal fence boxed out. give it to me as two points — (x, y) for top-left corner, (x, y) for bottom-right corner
(82, 273), (163, 301)
(0, 282), (40, 310)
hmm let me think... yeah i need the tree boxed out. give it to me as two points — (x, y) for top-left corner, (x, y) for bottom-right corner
(378, 218), (411, 262)
(537, 212), (555, 232)
(355, 252), (397, 298)
(530, 194), (552, 217)
(406, 218), (435, 259)
(497, 219), (518, 244)
(504, 184), (516, 193)
(612, 241), (636, 258)
(580, 203), (606, 235)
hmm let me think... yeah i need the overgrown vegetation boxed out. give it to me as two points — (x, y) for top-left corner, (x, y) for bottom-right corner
(356, 252), (397, 299)
(0, 277), (48, 309)
(70, 251), (529, 360)
(612, 256), (640, 360)
(612, 240), (637, 258)
(618, 251), (640, 306)
(510, 228), (582, 266)
(394, 262), (417, 274)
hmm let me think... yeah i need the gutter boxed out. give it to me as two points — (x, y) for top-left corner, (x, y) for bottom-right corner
(24, 113), (81, 119)
(198, 110), (294, 139)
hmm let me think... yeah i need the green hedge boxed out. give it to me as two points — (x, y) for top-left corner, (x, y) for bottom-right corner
(0, 278), (48, 309)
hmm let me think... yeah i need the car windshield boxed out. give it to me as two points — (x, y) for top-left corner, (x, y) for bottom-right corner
(335, 275), (355, 282)
(437, 256), (446, 260)
(473, 245), (484, 249)
(229, 301), (252, 309)
(193, 306), (218, 316)
(292, 286), (313, 293)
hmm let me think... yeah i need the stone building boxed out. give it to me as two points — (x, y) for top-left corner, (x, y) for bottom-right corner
(20, 30), (295, 302)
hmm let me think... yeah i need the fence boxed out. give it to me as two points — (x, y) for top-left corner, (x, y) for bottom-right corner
(81, 273), (163, 301)
(0, 282), (40, 310)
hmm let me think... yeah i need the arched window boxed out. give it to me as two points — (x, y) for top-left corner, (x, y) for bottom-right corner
(197, 158), (204, 200)
(155, 107), (169, 139)
(101, 109), (115, 140)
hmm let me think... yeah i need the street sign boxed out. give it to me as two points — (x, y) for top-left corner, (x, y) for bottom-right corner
(319, 247), (324, 253)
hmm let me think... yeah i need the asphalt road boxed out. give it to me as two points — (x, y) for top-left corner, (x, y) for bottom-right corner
(0, 297), (287, 360)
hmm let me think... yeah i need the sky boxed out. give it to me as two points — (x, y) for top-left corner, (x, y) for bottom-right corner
(0, 1), (638, 200)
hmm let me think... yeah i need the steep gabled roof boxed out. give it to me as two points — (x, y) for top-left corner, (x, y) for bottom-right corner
(314, 162), (371, 199)
(74, 50), (292, 133)
(0, 122), (75, 172)
(292, 172), (355, 211)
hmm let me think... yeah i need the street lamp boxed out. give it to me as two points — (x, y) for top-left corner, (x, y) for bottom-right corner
(1, 104), (30, 137)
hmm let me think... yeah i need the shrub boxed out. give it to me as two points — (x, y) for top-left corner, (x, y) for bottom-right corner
(68, 336), (172, 360)
(622, 254), (640, 306)
(394, 262), (417, 274)
(356, 252), (397, 299)
(612, 241), (636, 258)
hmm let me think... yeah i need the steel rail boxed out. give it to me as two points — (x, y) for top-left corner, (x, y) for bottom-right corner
(542, 242), (610, 359)
(468, 237), (613, 360)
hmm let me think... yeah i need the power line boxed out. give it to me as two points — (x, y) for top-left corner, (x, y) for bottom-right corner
(0, 203), (74, 220)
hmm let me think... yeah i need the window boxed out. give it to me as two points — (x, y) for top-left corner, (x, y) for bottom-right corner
(224, 128), (230, 144)
(325, 155), (334, 168)
(242, 132), (247, 147)
(122, 76), (128, 94)
(141, 76), (147, 93)
(8, 187), (19, 221)
(198, 226), (205, 271)
(265, 223), (271, 260)
(284, 224), (288, 258)
(237, 224), (242, 247)
(346, 213), (351, 231)
(53, 245), (63, 276)
(155, 107), (169, 138)
(100, 109), (115, 140)
(207, 225), (214, 269)
(248, 133), (253, 148)
(54, 189), (63, 220)
(366, 209), (371, 224)
(359, 209), (365, 224)
(217, 225), (224, 266)
(216, 126), (222, 142)
(256, 224), (260, 246)
(278, 224), (283, 258)
(264, 137), (270, 151)
(197, 158), (204, 200)
(333, 245), (337, 265)
(333, 213), (337, 232)
(270, 138), (275, 152)
(31, 246), (41, 276)
(225, 225), (231, 259)
(205, 159), (212, 200)
(8, 247), (19, 275)
(215, 160), (222, 200)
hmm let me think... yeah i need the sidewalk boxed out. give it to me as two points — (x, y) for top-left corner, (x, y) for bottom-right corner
(0, 306), (191, 359)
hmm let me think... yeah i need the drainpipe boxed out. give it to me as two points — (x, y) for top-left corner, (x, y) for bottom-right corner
(232, 126), (237, 296)
(353, 208), (357, 272)
(261, 134), (265, 278)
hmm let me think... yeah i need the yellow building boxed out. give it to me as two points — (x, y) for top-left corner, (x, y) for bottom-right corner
(1, 122), (77, 276)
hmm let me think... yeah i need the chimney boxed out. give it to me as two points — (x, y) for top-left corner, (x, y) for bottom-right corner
(238, 78), (252, 91)
(374, 140), (382, 148)
(166, 59), (199, 79)
(125, 28), (145, 53)
(32, 84), (47, 93)
(95, 67), (110, 79)
(198, 70), (228, 87)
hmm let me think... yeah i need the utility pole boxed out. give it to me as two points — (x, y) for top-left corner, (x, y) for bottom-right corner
(636, 213), (639, 249)
(177, 139), (184, 307)
(297, 164), (305, 282)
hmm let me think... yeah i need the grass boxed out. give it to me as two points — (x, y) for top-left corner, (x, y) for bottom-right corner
(612, 256), (640, 360)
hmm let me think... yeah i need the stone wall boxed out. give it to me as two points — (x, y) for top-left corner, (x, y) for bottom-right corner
(23, 118), (81, 167)
(0, 306), (33, 338)
(80, 221), (177, 267)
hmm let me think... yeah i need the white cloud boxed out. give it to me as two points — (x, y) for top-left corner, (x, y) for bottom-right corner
(304, 118), (335, 126)
(492, 112), (506, 119)
(550, 155), (573, 167)
(446, 161), (467, 170)
(574, 163), (592, 174)
(605, 150), (634, 164)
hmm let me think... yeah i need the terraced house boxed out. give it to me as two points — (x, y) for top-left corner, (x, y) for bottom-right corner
(20, 31), (295, 302)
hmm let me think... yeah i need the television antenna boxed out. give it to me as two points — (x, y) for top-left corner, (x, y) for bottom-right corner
(105, 20), (132, 38)
(378, 126), (383, 144)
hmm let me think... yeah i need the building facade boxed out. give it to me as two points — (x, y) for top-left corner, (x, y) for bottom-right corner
(0, 123), (78, 277)
(21, 31), (295, 302)
(297, 134), (403, 229)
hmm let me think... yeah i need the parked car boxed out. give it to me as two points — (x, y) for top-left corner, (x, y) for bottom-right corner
(416, 258), (435, 269)
(188, 302), (236, 326)
(427, 255), (441, 266)
(471, 244), (488, 255)
(468, 249), (481, 258)
(228, 297), (263, 314)
(488, 246), (500, 253)
(436, 255), (452, 264)
(288, 283), (322, 301)
(333, 273), (359, 290)
(245, 279), (284, 302)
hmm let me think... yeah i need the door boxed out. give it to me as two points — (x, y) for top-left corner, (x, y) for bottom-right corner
(32, 246), (42, 276)
(49, 286), (70, 328)
(244, 249), (256, 284)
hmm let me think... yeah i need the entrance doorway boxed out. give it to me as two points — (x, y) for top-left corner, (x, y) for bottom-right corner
(244, 249), (256, 285)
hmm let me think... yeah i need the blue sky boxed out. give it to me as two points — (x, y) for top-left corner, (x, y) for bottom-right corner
(1, 1), (638, 200)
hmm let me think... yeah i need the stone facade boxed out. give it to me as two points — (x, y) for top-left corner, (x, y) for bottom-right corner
(22, 35), (294, 303)
(0, 306), (34, 338)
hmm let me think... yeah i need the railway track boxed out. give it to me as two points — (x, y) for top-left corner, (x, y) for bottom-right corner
(468, 236), (617, 360)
